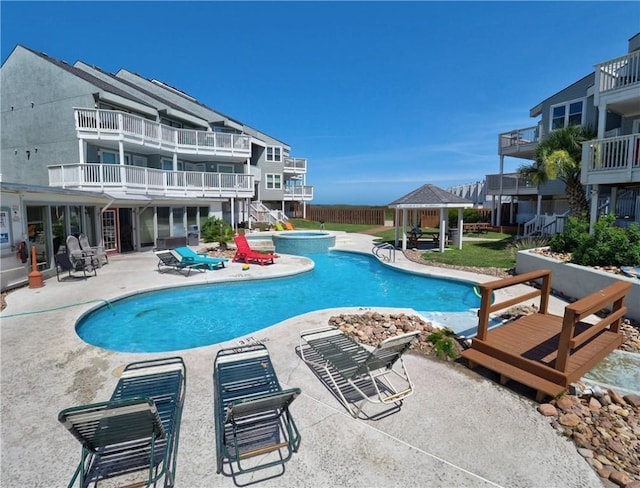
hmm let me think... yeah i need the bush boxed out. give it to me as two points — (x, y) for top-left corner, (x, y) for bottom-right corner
(508, 236), (550, 258)
(201, 217), (233, 247)
(549, 215), (589, 253)
(571, 215), (640, 267)
(447, 209), (486, 228)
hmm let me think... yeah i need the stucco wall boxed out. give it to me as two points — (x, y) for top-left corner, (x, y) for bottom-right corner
(516, 249), (640, 322)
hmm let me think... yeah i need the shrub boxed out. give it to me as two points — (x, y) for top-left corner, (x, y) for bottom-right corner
(427, 328), (459, 360)
(571, 215), (640, 267)
(447, 209), (486, 228)
(201, 217), (233, 247)
(508, 236), (550, 258)
(549, 215), (589, 253)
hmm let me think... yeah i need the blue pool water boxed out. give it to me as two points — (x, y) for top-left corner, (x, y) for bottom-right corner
(77, 251), (481, 353)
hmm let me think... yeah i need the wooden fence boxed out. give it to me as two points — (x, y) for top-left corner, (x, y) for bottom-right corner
(306, 206), (386, 225)
(304, 206), (492, 227)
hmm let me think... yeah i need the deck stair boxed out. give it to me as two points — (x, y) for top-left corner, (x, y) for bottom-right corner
(461, 269), (631, 402)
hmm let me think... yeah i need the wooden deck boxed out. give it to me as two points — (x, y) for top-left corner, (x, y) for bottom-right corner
(461, 270), (631, 401)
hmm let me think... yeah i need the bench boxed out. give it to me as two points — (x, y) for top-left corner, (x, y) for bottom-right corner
(461, 269), (631, 402)
(463, 222), (490, 235)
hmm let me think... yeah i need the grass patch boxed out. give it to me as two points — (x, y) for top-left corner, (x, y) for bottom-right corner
(289, 219), (380, 233)
(420, 238), (516, 269)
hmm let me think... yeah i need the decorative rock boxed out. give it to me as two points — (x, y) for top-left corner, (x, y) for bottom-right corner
(609, 470), (633, 487)
(609, 389), (627, 406)
(624, 395), (640, 408)
(538, 404), (557, 416)
(557, 395), (579, 411)
(578, 447), (594, 458)
(559, 413), (581, 427)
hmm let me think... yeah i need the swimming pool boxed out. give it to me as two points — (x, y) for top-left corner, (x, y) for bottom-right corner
(77, 251), (480, 353)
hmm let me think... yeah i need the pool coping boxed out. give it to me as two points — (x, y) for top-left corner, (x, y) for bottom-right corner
(0, 231), (603, 488)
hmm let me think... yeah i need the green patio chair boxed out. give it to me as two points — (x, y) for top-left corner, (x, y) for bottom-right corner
(154, 250), (207, 276)
(299, 326), (419, 418)
(58, 357), (187, 488)
(173, 246), (227, 270)
(213, 345), (301, 477)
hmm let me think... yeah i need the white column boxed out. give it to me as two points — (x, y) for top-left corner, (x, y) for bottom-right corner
(589, 185), (599, 234)
(497, 155), (504, 226)
(439, 208), (446, 253)
(402, 208), (407, 251)
(78, 139), (85, 165)
(457, 208), (463, 250)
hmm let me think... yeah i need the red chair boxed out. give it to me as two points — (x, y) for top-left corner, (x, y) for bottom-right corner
(233, 235), (277, 266)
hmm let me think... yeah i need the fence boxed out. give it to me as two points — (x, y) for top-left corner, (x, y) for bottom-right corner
(306, 206), (386, 225)
(304, 206), (493, 227)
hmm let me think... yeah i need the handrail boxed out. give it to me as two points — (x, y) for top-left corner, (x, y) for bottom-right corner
(372, 242), (395, 263)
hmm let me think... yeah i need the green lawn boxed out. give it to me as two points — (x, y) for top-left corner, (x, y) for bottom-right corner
(289, 219), (516, 270)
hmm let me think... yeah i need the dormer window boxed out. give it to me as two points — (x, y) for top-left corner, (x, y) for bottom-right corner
(551, 99), (584, 130)
(266, 146), (282, 162)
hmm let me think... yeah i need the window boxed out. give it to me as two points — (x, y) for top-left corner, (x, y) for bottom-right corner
(551, 99), (584, 130)
(217, 164), (234, 173)
(265, 174), (282, 190)
(266, 146), (282, 162)
(100, 151), (118, 164)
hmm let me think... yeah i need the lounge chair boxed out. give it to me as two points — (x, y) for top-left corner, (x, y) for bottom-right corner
(173, 246), (227, 270)
(284, 221), (295, 231)
(58, 356), (186, 488)
(299, 326), (419, 418)
(54, 252), (96, 281)
(155, 250), (207, 276)
(275, 221), (285, 231)
(213, 345), (301, 477)
(78, 233), (108, 266)
(66, 235), (99, 271)
(232, 235), (277, 266)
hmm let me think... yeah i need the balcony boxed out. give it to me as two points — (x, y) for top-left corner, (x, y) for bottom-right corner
(283, 157), (307, 174)
(48, 163), (254, 199)
(498, 125), (540, 159)
(485, 173), (537, 196)
(284, 185), (313, 201)
(581, 134), (640, 186)
(75, 109), (252, 161)
(594, 51), (640, 114)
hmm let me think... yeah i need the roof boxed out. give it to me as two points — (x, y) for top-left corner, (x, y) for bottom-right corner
(388, 184), (473, 209)
(21, 46), (153, 109)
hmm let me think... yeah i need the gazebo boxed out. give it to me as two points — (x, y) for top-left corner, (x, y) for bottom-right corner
(388, 183), (474, 252)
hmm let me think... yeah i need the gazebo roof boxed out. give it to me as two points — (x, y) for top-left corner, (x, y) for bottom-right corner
(388, 183), (473, 209)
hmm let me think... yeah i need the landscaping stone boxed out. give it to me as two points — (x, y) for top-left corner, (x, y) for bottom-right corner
(333, 310), (640, 486)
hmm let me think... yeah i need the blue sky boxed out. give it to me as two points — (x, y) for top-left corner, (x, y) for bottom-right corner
(2, 2), (639, 205)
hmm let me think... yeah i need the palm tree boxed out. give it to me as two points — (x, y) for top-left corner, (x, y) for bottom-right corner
(517, 125), (596, 217)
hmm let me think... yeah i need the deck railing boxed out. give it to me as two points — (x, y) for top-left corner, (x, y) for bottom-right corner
(283, 157), (307, 173)
(498, 125), (540, 151)
(48, 163), (254, 198)
(595, 51), (640, 94)
(284, 185), (314, 200)
(75, 108), (251, 157)
(485, 173), (537, 194)
(582, 134), (640, 174)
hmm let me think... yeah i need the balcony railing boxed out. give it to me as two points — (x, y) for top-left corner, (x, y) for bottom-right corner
(284, 185), (313, 201)
(595, 51), (640, 94)
(498, 124), (540, 158)
(75, 109), (251, 159)
(48, 163), (254, 198)
(283, 157), (307, 174)
(485, 173), (537, 195)
(582, 134), (640, 184)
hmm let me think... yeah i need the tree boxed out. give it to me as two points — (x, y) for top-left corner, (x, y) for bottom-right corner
(517, 125), (596, 217)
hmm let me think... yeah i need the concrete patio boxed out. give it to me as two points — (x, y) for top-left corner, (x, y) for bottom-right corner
(0, 232), (602, 487)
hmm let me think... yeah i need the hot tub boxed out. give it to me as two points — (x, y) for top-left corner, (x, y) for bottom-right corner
(271, 231), (336, 255)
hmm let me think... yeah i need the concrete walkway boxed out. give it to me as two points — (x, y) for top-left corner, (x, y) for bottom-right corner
(0, 232), (601, 487)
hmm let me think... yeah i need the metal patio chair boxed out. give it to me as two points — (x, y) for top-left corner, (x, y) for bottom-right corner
(58, 356), (187, 488)
(299, 326), (419, 418)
